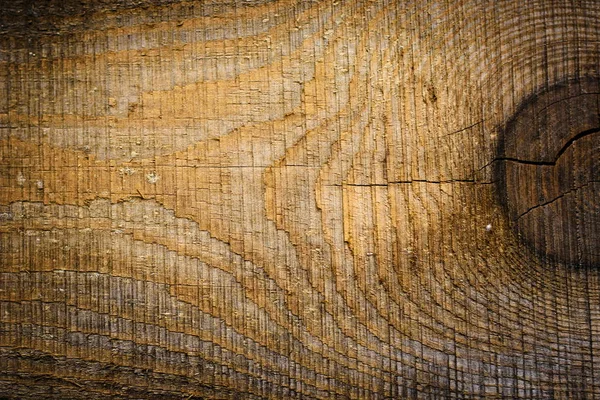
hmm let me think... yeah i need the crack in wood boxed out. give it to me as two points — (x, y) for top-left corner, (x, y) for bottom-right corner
(516, 180), (600, 221)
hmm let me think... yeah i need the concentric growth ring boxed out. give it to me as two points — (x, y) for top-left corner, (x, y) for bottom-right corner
(497, 77), (600, 267)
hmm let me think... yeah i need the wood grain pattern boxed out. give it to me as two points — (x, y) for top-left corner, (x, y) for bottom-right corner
(497, 77), (600, 268)
(1, 0), (599, 398)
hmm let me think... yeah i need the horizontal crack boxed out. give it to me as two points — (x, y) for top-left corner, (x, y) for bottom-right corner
(494, 157), (556, 167)
(516, 180), (600, 221)
(493, 127), (600, 167)
(389, 179), (476, 184)
(551, 126), (600, 163)
(328, 178), (497, 187)
(442, 120), (485, 137)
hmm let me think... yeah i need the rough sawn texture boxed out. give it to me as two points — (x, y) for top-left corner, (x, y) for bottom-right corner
(1, 0), (600, 398)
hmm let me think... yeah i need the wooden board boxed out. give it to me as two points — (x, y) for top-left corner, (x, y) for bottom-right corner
(1, 0), (599, 398)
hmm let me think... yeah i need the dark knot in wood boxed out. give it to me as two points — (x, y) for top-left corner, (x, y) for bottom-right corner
(496, 77), (600, 267)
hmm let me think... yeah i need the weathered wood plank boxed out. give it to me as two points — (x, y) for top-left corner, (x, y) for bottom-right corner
(1, 0), (600, 398)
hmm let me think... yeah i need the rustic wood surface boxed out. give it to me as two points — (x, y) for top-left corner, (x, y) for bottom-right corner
(0, 0), (599, 398)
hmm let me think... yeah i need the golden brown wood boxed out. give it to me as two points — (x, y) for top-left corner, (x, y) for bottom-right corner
(1, 0), (600, 398)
